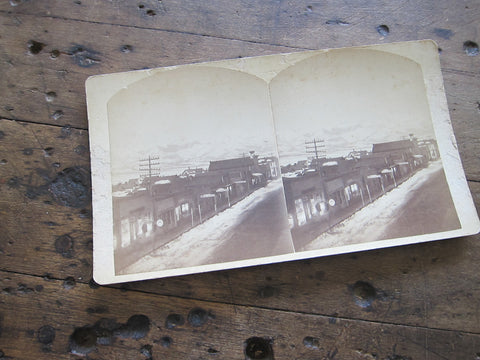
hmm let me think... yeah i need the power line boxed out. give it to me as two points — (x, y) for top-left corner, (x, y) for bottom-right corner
(139, 155), (162, 179)
(305, 138), (326, 160)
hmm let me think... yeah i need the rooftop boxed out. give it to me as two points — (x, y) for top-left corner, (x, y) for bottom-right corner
(209, 157), (255, 171)
(372, 139), (414, 153)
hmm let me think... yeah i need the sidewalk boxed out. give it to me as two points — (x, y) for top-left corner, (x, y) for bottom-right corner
(119, 179), (285, 274)
(303, 160), (445, 251)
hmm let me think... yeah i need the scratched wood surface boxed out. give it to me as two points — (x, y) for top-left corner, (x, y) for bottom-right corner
(1, 1), (480, 359)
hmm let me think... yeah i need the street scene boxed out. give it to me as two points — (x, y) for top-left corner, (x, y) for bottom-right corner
(106, 66), (289, 275)
(120, 179), (292, 274)
(265, 48), (461, 252)
(112, 152), (294, 274)
(280, 135), (460, 250)
(302, 160), (460, 251)
(112, 134), (461, 274)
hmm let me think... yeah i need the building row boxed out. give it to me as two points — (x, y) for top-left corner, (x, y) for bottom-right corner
(112, 153), (279, 270)
(282, 137), (439, 236)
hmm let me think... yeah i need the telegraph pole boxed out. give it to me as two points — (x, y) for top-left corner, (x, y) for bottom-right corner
(305, 138), (326, 167)
(139, 155), (161, 242)
(139, 155), (161, 190)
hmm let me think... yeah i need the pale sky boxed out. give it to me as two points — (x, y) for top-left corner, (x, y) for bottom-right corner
(107, 66), (277, 184)
(107, 49), (437, 183)
(269, 49), (436, 164)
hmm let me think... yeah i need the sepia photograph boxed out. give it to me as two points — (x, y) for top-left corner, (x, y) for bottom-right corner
(270, 49), (461, 251)
(106, 66), (294, 275)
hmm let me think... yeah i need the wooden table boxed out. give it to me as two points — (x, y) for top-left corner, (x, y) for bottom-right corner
(1, 1), (479, 359)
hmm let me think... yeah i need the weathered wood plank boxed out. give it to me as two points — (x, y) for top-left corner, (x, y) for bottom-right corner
(442, 70), (480, 181)
(0, 12), (295, 77)
(0, 64), (87, 129)
(1, 0), (480, 73)
(1, 118), (480, 334)
(1, 1), (479, 358)
(0, 271), (479, 360)
(0, 8), (479, 82)
(0, 119), (93, 280)
(0, 9), (479, 81)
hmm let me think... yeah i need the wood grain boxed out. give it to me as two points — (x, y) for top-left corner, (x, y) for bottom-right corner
(0, 64), (88, 129)
(1, 0), (479, 358)
(0, 12), (295, 76)
(442, 70), (480, 181)
(1, 271), (480, 360)
(1, 0), (480, 64)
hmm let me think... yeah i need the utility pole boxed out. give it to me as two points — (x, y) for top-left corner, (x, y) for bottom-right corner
(139, 155), (161, 243)
(139, 155), (161, 191)
(305, 138), (326, 167)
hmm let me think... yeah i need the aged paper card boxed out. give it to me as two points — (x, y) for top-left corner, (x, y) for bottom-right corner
(86, 40), (479, 284)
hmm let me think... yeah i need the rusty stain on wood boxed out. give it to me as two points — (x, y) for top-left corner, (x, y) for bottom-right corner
(159, 336), (172, 347)
(48, 166), (91, 207)
(187, 308), (210, 327)
(54, 234), (74, 258)
(165, 313), (184, 329)
(68, 315), (151, 355)
(66, 45), (101, 67)
(433, 28), (454, 40)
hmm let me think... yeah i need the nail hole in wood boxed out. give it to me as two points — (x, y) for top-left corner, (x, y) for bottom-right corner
(463, 41), (479, 56)
(50, 49), (60, 58)
(303, 336), (320, 350)
(352, 281), (376, 308)
(45, 91), (57, 102)
(121, 44), (133, 53)
(244, 337), (274, 360)
(27, 40), (45, 55)
(376, 24), (389, 36)
(51, 110), (64, 121)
